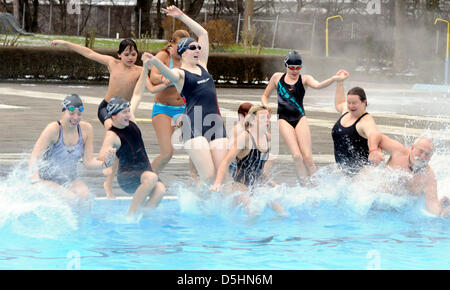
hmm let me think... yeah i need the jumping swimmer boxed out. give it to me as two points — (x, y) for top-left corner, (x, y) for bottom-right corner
(261, 51), (345, 185)
(29, 94), (114, 207)
(141, 5), (228, 185)
(97, 97), (166, 216)
(331, 71), (383, 177)
(50, 38), (150, 198)
(211, 105), (284, 215)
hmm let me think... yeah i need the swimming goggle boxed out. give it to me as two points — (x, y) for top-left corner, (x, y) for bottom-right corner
(184, 45), (202, 51)
(65, 105), (84, 112)
(287, 65), (302, 71)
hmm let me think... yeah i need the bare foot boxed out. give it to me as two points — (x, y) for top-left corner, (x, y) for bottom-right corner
(104, 181), (116, 199)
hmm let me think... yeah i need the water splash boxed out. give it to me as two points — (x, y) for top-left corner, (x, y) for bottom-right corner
(0, 161), (79, 239)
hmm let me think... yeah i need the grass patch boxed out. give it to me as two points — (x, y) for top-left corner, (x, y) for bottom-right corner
(1, 33), (297, 55)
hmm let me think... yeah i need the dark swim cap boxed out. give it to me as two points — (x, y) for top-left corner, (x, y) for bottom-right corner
(177, 37), (196, 56)
(284, 51), (303, 66)
(62, 94), (83, 111)
(106, 97), (130, 117)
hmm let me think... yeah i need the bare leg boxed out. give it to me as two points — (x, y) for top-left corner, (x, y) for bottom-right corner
(151, 114), (175, 173)
(278, 119), (308, 185)
(103, 118), (117, 198)
(184, 136), (216, 184)
(143, 181), (166, 211)
(128, 171), (158, 216)
(188, 158), (199, 186)
(295, 117), (317, 180)
(104, 157), (118, 199)
(210, 138), (229, 170)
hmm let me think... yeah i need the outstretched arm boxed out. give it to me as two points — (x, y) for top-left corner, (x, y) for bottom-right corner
(333, 70), (350, 114)
(163, 5), (209, 66)
(130, 56), (152, 118)
(81, 122), (115, 170)
(305, 69), (349, 90)
(50, 40), (114, 66)
(97, 131), (120, 169)
(143, 52), (184, 92)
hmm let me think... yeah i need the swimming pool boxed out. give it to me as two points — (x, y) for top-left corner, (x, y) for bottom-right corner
(0, 167), (449, 270)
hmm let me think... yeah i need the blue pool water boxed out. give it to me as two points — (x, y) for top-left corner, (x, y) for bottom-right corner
(0, 164), (449, 270)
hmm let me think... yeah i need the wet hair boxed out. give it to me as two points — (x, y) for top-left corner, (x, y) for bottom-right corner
(347, 87), (367, 105)
(237, 102), (253, 118)
(62, 94), (83, 111)
(177, 37), (197, 56)
(284, 51), (303, 66)
(117, 38), (138, 55)
(244, 105), (269, 129)
(162, 30), (191, 53)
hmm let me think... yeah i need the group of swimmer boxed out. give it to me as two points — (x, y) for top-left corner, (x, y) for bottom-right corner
(27, 5), (449, 218)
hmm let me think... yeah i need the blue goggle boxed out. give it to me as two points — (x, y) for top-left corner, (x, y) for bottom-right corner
(65, 105), (84, 112)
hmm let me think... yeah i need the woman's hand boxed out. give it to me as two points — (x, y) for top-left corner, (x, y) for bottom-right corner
(162, 5), (184, 18)
(335, 69), (350, 82)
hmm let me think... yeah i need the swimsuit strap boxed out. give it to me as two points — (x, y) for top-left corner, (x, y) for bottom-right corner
(355, 112), (369, 124)
(169, 46), (174, 69)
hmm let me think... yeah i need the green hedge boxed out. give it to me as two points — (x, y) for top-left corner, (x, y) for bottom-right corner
(3, 46), (443, 86)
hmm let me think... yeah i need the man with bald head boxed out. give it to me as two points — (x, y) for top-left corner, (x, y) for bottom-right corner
(368, 135), (449, 218)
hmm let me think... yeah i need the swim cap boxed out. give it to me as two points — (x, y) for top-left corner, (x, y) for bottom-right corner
(106, 97), (130, 117)
(62, 94), (83, 111)
(284, 51), (303, 66)
(177, 37), (196, 56)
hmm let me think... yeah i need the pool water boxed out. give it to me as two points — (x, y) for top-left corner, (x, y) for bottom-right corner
(0, 167), (449, 270)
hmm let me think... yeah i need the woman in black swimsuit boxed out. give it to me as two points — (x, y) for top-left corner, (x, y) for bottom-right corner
(331, 71), (383, 177)
(141, 5), (228, 185)
(98, 97), (166, 217)
(261, 51), (345, 185)
(211, 105), (284, 215)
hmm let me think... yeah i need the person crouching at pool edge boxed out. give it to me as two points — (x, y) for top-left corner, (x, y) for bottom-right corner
(97, 97), (166, 216)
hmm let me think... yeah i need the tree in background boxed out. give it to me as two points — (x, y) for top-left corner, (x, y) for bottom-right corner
(135, 0), (153, 37)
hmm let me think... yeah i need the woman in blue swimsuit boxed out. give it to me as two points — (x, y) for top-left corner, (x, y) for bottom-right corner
(29, 94), (114, 207)
(261, 51), (345, 185)
(142, 5), (228, 185)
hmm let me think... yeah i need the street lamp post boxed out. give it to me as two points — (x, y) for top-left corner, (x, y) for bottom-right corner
(326, 15), (343, 57)
(435, 18), (449, 85)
